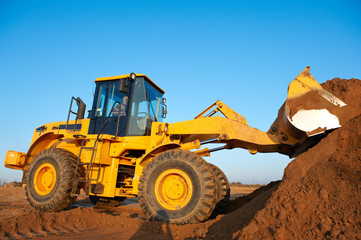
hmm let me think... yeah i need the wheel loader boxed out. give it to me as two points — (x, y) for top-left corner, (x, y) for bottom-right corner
(4, 67), (347, 224)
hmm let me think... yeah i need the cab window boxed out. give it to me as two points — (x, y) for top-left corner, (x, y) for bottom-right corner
(95, 84), (107, 117)
(93, 80), (128, 118)
(127, 77), (164, 136)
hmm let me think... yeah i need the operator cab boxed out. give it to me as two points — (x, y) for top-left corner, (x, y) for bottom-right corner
(89, 73), (166, 136)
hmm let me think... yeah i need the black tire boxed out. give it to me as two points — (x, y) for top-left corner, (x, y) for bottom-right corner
(208, 163), (230, 217)
(89, 196), (126, 208)
(25, 148), (79, 211)
(138, 149), (217, 224)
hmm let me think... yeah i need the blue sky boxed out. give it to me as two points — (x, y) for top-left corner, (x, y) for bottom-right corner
(1, 0), (360, 183)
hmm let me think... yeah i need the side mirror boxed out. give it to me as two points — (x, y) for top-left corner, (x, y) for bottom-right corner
(162, 98), (167, 118)
(119, 78), (129, 94)
(162, 104), (167, 118)
(75, 97), (86, 120)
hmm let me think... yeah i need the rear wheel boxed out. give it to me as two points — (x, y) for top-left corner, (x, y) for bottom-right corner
(209, 163), (230, 217)
(25, 148), (79, 211)
(89, 196), (126, 208)
(138, 149), (217, 224)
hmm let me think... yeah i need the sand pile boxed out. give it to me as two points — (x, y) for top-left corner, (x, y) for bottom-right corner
(237, 115), (361, 239)
(234, 78), (361, 239)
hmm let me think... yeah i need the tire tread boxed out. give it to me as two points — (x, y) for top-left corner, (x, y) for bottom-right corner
(25, 148), (80, 212)
(138, 149), (217, 224)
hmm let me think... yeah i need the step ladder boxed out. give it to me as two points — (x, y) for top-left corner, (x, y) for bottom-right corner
(71, 112), (112, 197)
(71, 136), (101, 196)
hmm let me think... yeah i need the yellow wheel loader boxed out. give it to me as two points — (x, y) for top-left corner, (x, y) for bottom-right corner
(4, 67), (347, 224)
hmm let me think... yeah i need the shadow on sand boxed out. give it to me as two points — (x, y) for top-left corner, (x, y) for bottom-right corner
(129, 212), (173, 240)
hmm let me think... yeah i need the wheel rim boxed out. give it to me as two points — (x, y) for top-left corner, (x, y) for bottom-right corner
(34, 163), (57, 195)
(154, 169), (193, 210)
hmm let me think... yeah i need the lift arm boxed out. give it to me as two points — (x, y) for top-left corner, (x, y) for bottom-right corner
(168, 101), (282, 155)
(167, 67), (347, 158)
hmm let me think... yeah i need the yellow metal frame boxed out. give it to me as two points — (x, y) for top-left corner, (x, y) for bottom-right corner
(4, 151), (26, 170)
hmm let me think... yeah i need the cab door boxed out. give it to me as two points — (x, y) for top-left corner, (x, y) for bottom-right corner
(88, 80), (129, 136)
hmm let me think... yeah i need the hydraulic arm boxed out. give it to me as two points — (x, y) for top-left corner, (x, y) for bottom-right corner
(167, 67), (347, 158)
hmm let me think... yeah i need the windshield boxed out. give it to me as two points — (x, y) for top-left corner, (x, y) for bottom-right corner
(127, 77), (164, 136)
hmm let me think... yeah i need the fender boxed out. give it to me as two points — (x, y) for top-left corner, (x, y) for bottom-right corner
(138, 142), (181, 166)
(24, 132), (64, 167)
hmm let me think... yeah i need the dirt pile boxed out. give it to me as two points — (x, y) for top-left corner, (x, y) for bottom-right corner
(237, 115), (361, 239)
(234, 78), (361, 239)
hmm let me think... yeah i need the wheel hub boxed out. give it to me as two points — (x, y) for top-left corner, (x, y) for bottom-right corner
(155, 169), (193, 210)
(163, 175), (186, 200)
(34, 163), (57, 195)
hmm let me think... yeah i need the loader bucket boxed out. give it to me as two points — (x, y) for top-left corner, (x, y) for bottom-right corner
(268, 67), (347, 157)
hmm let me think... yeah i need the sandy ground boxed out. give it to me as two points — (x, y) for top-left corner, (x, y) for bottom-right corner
(0, 185), (258, 240)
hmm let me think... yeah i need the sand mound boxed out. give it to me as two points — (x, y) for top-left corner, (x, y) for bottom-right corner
(237, 115), (361, 239)
(234, 78), (361, 239)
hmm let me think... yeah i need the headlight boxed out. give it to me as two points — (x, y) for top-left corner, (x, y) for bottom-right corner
(130, 72), (136, 80)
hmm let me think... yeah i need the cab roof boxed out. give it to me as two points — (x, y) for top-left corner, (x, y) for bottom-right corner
(95, 73), (165, 94)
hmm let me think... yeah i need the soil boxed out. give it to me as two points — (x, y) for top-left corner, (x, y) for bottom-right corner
(0, 186), (258, 240)
(1, 78), (360, 240)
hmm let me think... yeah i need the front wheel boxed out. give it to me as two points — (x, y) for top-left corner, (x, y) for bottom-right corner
(138, 149), (217, 224)
(25, 148), (79, 211)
